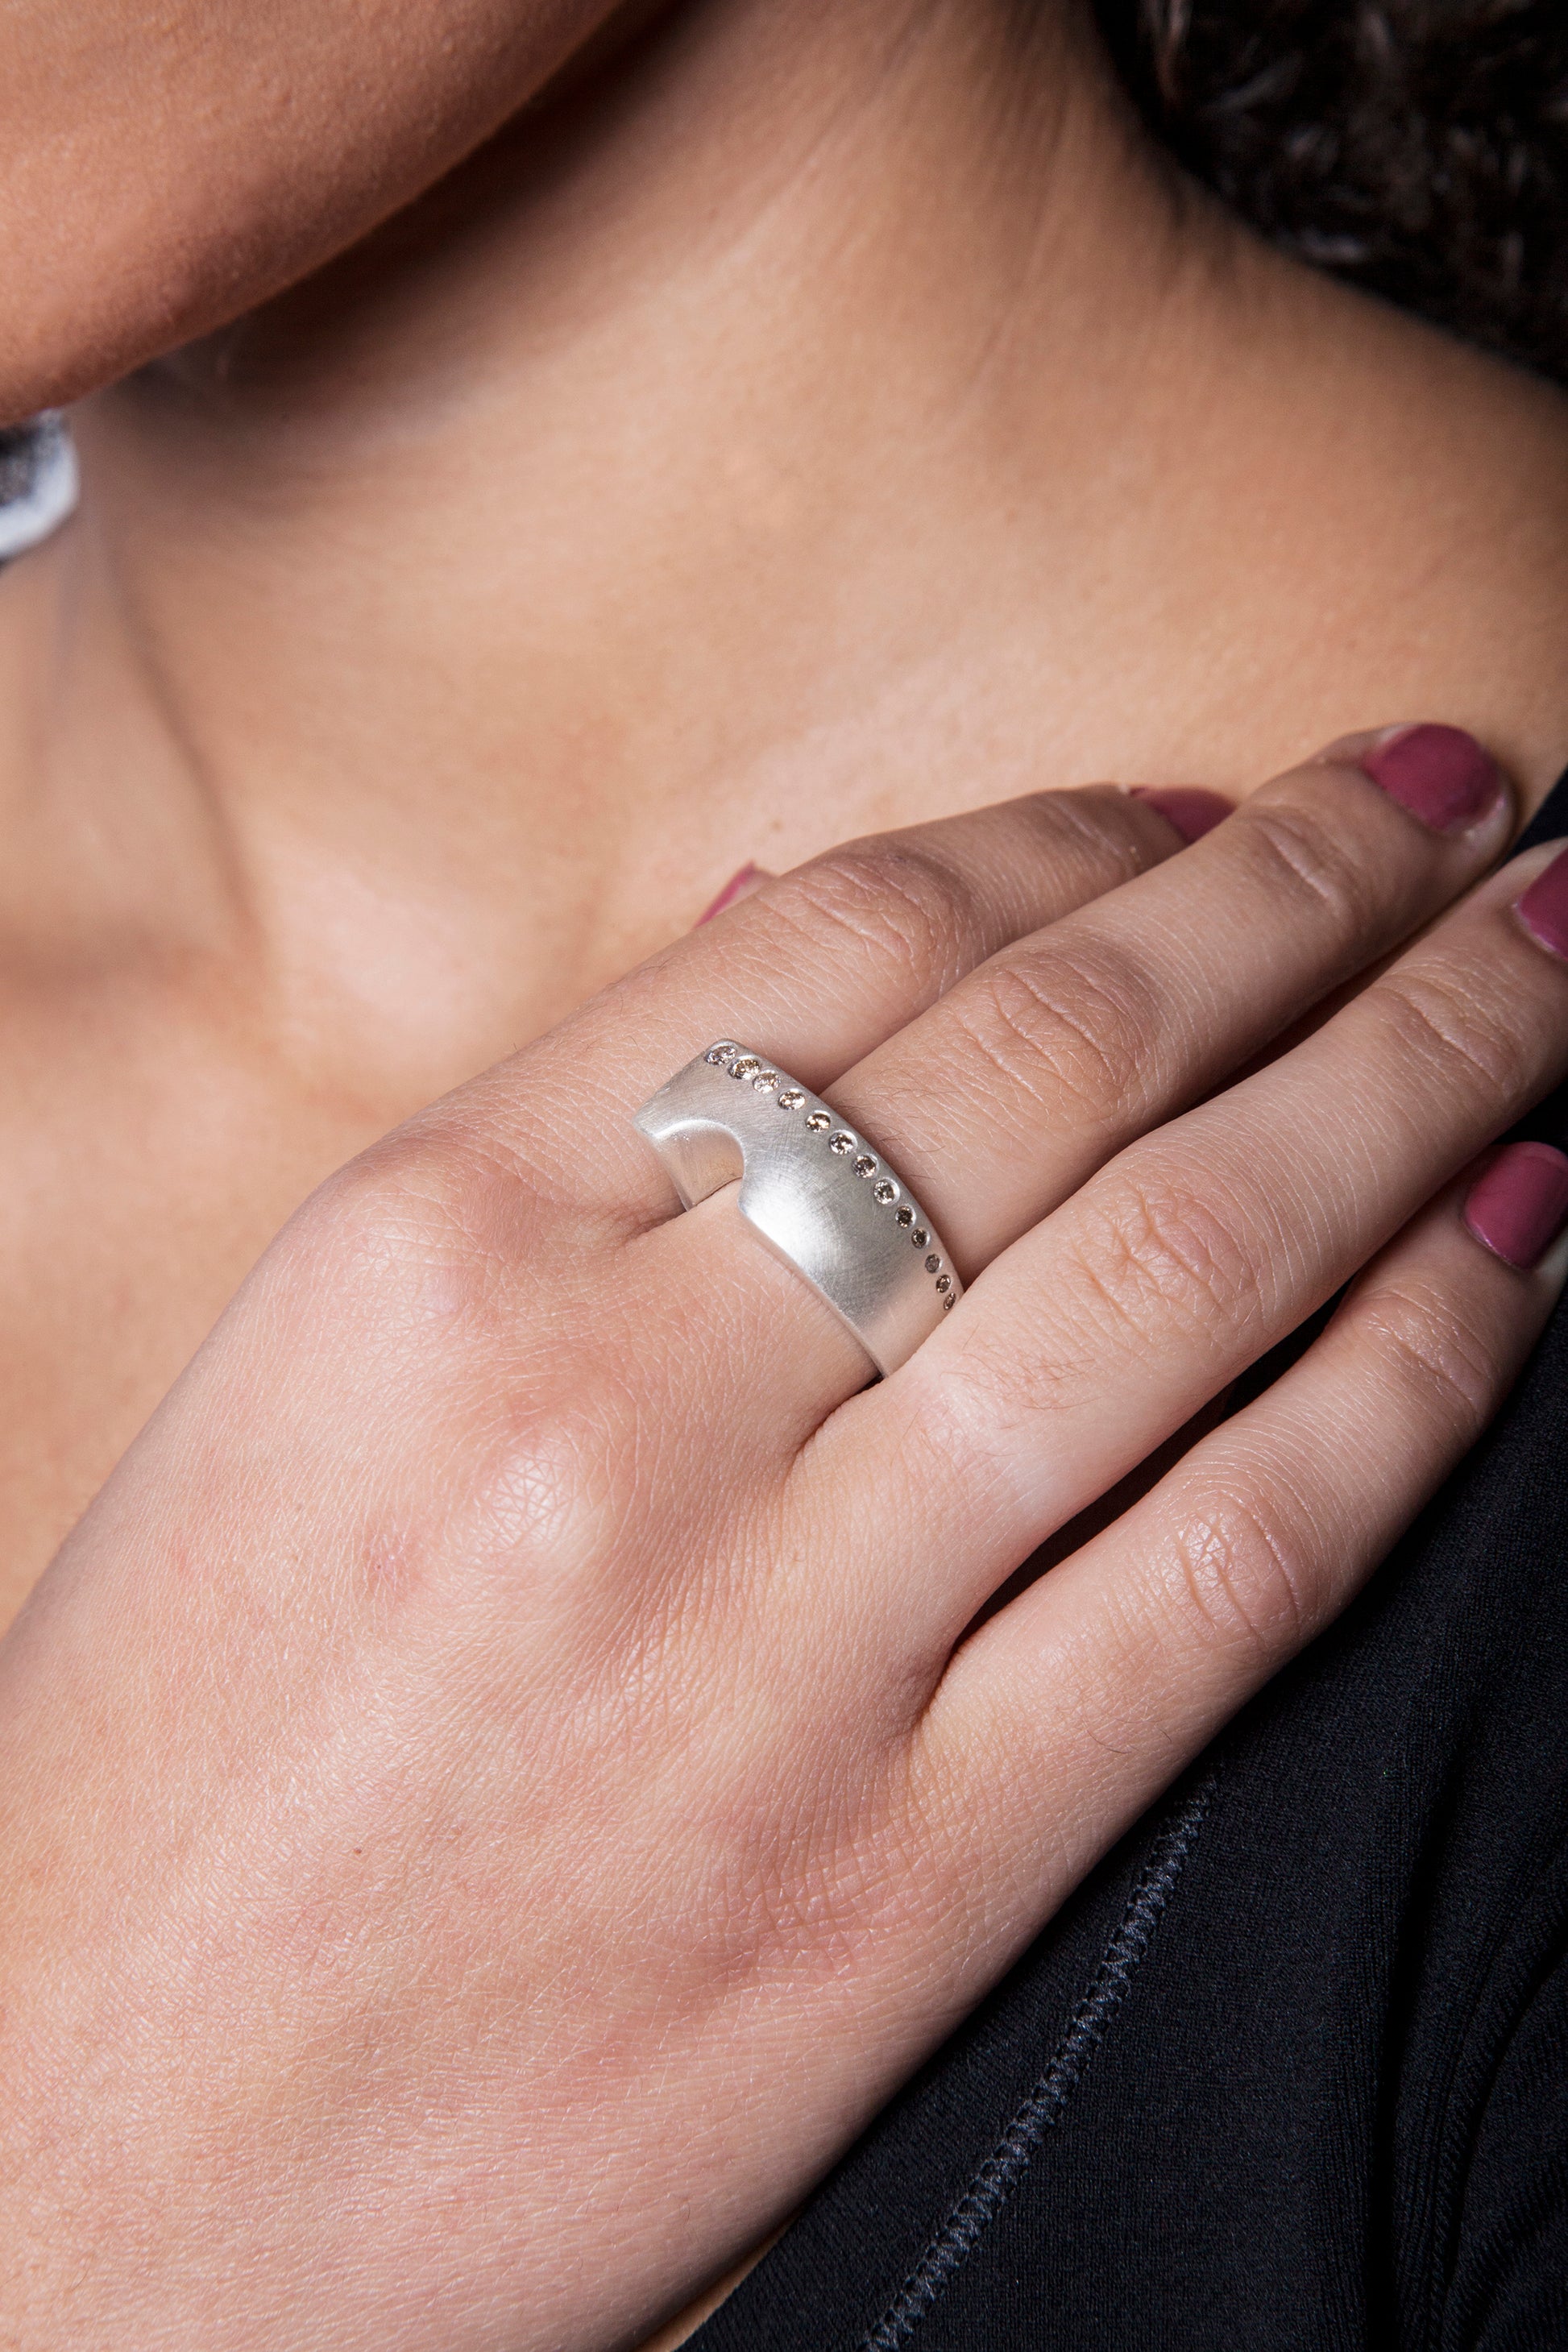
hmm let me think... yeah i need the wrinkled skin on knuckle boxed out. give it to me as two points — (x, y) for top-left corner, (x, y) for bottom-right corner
(1061, 1164), (1272, 1363)
(1238, 797), (1389, 942)
(1015, 783), (1156, 882)
(1357, 1272), (1504, 1440)
(937, 942), (1159, 1139)
(1151, 1475), (1318, 1670)
(771, 840), (986, 1001)
(173, 1143), (542, 1562)
(1375, 958), (1539, 1118)
(458, 1350), (636, 1583)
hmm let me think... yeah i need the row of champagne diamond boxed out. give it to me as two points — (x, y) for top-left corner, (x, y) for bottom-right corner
(703, 1042), (955, 1304)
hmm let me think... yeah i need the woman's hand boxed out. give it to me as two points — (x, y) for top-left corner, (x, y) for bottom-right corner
(3, 728), (1566, 2351)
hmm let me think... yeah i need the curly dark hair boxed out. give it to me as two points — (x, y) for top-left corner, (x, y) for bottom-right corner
(1093, 0), (1568, 384)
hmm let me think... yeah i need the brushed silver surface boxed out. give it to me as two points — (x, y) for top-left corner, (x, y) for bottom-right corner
(634, 1042), (960, 1376)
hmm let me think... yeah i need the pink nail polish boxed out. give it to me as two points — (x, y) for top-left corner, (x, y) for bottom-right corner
(1463, 1142), (1568, 1269)
(1516, 844), (1568, 960)
(1357, 724), (1503, 835)
(696, 864), (764, 927)
(1129, 786), (1233, 844)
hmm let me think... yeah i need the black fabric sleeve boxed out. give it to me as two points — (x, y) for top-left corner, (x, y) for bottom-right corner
(1439, 1845), (1568, 2351)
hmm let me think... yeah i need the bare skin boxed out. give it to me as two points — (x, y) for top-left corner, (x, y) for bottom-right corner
(2, 0), (1567, 1632)
(3, 7), (1568, 2342)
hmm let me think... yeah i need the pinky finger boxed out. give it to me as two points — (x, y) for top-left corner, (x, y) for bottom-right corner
(919, 1145), (1568, 1919)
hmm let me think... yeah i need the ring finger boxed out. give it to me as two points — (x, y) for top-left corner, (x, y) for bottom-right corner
(452, 783), (1186, 1228)
(630, 724), (1514, 1438)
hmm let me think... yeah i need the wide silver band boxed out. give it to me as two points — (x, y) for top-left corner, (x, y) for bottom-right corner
(634, 1041), (960, 1376)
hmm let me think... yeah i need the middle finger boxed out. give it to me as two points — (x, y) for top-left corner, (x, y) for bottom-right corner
(626, 726), (1513, 1460)
(828, 725), (1512, 1271)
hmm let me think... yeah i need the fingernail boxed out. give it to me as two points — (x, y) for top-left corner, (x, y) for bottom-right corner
(1129, 786), (1233, 844)
(696, 864), (767, 926)
(1464, 1142), (1568, 1269)
(1357, 724), (1503, 835)
(1516, 843), (1568, 960)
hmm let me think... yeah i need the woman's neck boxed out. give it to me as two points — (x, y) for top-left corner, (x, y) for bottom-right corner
(9, 0), (1568, 1106)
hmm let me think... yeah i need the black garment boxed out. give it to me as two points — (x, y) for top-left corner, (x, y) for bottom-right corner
(694, 780), (1568, 2352)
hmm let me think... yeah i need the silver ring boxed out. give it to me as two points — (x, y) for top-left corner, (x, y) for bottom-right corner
(634, 1041), (960, 1376)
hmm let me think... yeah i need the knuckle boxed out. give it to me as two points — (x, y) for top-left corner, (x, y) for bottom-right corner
(1238, 799), (1386, 940)
(312, 1128), (531, 1316)
(944, 944), (1156, 1133)
(1157, 1481), (1315, 1666)
(1375, 961), (1535, 1110)
(467, 1346), (645, 1574)
(1014, 783), (1157, 883)
(770, 840), (986, 993)
(1359, 1275), (1504, 1437)
(1065, 1168), (1269, 1354)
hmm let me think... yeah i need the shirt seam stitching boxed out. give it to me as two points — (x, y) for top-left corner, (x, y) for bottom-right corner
(856, 1765), (1219, 2352)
